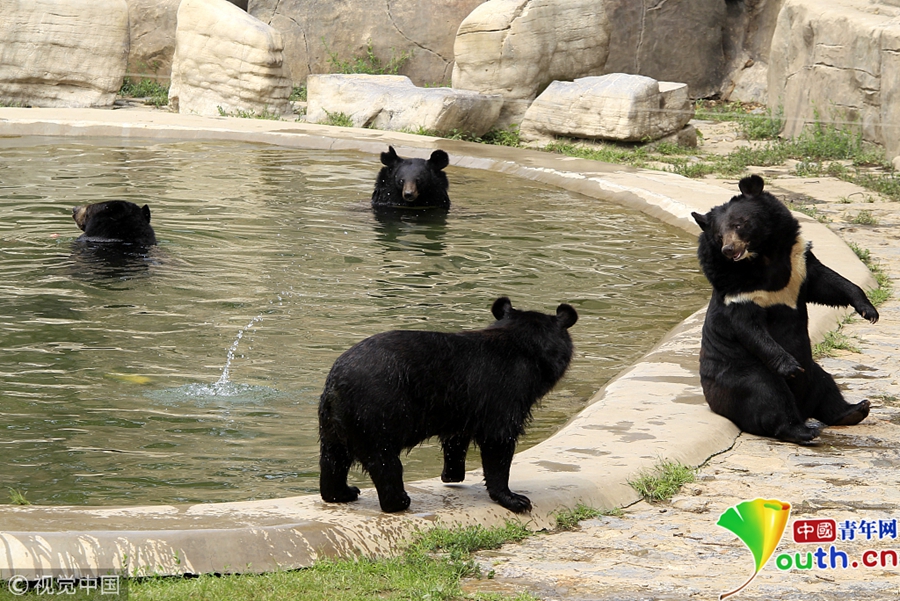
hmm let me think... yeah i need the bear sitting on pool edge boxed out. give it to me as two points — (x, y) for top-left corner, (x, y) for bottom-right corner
(318, 296), (578, 514)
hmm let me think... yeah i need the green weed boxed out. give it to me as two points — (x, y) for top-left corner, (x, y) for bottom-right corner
(553, 504), (622, 531)
(7, 488), (29, 505)
(628, 459), (696, 503)
(216, 106), (283, 120)
(326, 39), (412, 76)
(813, 329), (861, 359)
(850, 210), (878, 225)
(319, 110), (355, 127)
(118, 77), (169, 107)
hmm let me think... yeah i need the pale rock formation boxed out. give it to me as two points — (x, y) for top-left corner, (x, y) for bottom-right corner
(168, 0), (293, 118)
(452, 0), (611, 126)
(305, 74), (503, 137)
(519, 74), (693, 144)
(0, 0), (129, 108)
(768, 0), (900, 159)
(126, 0), (180, 81)
(250, 0), (484, 87)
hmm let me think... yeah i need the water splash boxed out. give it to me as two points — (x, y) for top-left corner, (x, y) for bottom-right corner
(216, 315), (263, 387)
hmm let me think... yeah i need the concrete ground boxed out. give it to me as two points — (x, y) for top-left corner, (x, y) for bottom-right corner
(463, 124), (900, 600)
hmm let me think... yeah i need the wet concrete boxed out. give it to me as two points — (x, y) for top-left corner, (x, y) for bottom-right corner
(0, 108), (884, 590)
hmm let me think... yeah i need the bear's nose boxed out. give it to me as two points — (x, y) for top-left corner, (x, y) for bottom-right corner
(721, 244), (735, 259)
(402, 181), (418, 201)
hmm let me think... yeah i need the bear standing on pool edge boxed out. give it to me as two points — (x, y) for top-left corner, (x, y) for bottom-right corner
(72, 200), (157, 246)
(371, 146), (450, 211)
(691, 175), (878, 444)
(318, 297), (578, 513)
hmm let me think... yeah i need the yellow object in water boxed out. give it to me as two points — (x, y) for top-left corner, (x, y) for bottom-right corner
(105, 373), (152, 385)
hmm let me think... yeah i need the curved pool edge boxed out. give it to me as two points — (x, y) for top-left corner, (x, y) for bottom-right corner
(0, 108), (877, 578)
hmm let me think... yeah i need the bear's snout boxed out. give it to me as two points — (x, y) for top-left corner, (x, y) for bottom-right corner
(721, 232), (749, 261)
(72, 205), (89, 231)
(402, 180), (419, 201)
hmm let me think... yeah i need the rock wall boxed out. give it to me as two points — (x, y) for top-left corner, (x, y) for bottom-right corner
(127, 0), (180, 81)
(249, 0), (486, 86)
(601, 0), (727, 100)
(0, 0), (129, 108)
(168, 0), (293, 118)
(768, 0), (900, 159)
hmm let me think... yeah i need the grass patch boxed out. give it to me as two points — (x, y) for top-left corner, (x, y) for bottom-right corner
(847, 242), (892, 306)
(850, 210), (878, 225)
(319, 110), (355, 128)
(126, 522), (533, 601)
(119, 77), (169, 108)
(628, 459), (695, 503)
(327, 39), (412, 76)
(553, 504), (622, 531)
(290, 86), (307, 102)
(813, 329), (861, 359)
(217, 106), (283, 120)
(7, 488), (29, 505)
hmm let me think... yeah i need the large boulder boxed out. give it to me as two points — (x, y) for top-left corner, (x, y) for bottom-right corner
(519, 74), (693, 145)
(452, 0), (611, 127)
(768, 0), (900, 159)
(305, 74), (503, 136)
(0, 0), (129, 108)
(126, 0), (180, 81)
(601, 0), (727, 100)
(169, 0), (293, 118)
(250, 0), (485, 87)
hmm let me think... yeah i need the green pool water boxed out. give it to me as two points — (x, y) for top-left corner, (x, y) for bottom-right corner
(0, 137), (708, 505)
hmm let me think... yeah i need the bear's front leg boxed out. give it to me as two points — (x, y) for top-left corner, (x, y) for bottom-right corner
(726, 302), (804, 377)
(478, 439), (531, 513)
(805, 252), (879, 323)
(440, 434), (470, 483)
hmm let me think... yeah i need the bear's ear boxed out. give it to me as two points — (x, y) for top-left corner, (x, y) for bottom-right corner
(738, 174), (765, 197)
(381, 146), (400, 167)
(428, 149), (449, 171)
(691, 211), (710, 231)
(491, 296), (513, 320)
(556, 303), (578, 329)
(142, 204), (151, 223)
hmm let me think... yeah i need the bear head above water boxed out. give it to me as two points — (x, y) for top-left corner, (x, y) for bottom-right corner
(371, 146), (450, 211)
(72, 200), (157, 246)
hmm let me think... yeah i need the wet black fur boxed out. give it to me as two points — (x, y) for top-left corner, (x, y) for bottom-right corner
(72, 200), (157, 246)
(691, 175), (878, 443)
(318, 297), (578, 513)
(371, 146), (450, 211)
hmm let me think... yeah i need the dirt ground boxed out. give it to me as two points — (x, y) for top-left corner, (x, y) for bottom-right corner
(463, 121), (900, 600)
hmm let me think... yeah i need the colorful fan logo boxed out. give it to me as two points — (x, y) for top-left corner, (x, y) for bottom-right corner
(717, 498), (792, 599)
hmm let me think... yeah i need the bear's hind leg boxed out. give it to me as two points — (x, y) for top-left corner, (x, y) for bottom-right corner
(807, 363), (870, 427)
(478, 438), (531, 513)
(703, 374), (820, 444)
(319, 438), (360, 503)
(362, 452), (410, 513)
(440, 434), (470, 483)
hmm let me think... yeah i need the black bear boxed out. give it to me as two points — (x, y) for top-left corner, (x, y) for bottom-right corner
(72, 200), (157, 246)
(371, 146), (450, 211)
(318, 297), (578, 513)
(691, 175), (878, 443)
